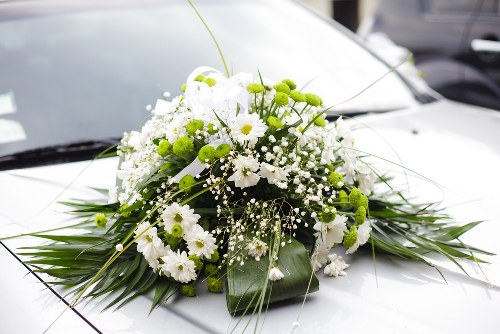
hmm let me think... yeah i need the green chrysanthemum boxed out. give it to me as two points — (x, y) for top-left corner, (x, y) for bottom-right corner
(282, 78), (297, 90)
(349, 188), (363, 208)
(343, 226), (358, 248)
(188, 255), (203, 271)
(360, 195), (369, 210)
(165, 234), (180, 249)
(290, 90), (306, 103)
(204, 263), (218, 277)
(203, 77), (216, 87)
(186, 119), (204, 136)
(94, 213), (107, 228)
(313, 115), (326, 127)
(355, 206), (366, 225)
(273, 82), (291, 95)
(215, 143), (231, 158)
(198, 145), (216, 163)
(320, 206), (337, 222)
(247, 83), (265, 94)
(207, 123), (218, 135)
(266, 116), (283, 129)
(180, 284), (197, 297)
(157, 139), (171, 157)
(170, 224), (183, 238)
(338, 190), (348, 208)
(305, 93), (322, 107)
(328, 171), (344, 189)
(179, 174), (196, 192)
(207, 277), (223, 293)
(274, 92), (289, 106)
(173, 136), (194, 157)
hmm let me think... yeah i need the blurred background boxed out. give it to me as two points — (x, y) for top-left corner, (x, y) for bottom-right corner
(300, 0), (500, 110)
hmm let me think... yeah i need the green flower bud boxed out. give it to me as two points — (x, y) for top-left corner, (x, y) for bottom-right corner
(179, 174), (196, 192)
(349, 188), (363, 208)
(274, 92), (289, 106)
(208, 249), (219, 263)
(181, 83), (187, 92)
(338, 190), (348, 208)
(282, 79), (297, 90)
(343, 226), (358, 249)
(273, 83), (291, 95)
(188, 254), (203, 271)
(194, 74), (205, 82)
(355, 206), (366, 225)
(198, 145), (216, 163)
(360, 195), (369, 210)
(214, 143), (231, 158)
(94, 213), (107, 228)
(266, 116), (283, 129)
(207, 277), (223, 293)
(170, 224), (183, 238)
(247, 83), (265, 94)
(305, 93), (322, 107)
(313, 115), (326, 127)
(204, 263), (218, 277)
(173, 136), (194, 157)
(290, 90), (306, 103)
(328, 171), (344, 189)
(165, 234), (180, 249)
(186, 119), (204, 136)
(320, 206), (337, 222)
(207, 123), (218, 135)
(180, 284), (196, 297)
(157, 139), (171, 157)
(203, 77), (216, 87)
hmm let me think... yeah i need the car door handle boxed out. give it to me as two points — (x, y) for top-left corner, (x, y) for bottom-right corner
(471, 39), (500, 53)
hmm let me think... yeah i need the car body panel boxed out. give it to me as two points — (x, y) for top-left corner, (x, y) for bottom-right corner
(1, 99), (499, 333)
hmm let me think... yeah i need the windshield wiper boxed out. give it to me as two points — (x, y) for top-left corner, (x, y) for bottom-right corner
(0, 138), (119, 171)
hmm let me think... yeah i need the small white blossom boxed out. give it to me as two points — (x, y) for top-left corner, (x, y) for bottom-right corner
(324, 254), (349, 277)
(268, 266), (285, 281)
(228, 155), (260, 188)
(246, 239), (268, 261)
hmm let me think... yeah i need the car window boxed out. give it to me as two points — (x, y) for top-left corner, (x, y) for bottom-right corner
(0, 0), (419, 159)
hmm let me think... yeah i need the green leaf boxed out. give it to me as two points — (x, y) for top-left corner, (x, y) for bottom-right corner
(435, 221), (483, 242)
(226, 237), (319, 314)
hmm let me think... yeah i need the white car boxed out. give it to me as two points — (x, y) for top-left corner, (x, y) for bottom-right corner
(1, 1), (499, 333)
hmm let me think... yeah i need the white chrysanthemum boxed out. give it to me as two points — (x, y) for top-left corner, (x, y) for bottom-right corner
(161, 250), (197, 283)
(185, 224), (217, 259)
(161, 203), (200, 233)
(324, 254), (349, 277)
(259, 162), (289, 188)
(246, 239), (268, 261)
(311, 242), (330, 272)
(147, 245), (171, 271)
(346, 221), (372, 254)
(230, 113), (267, 145)
(313, 214), (348, 247)
(228, 155), (260, 188)
(268, 267), (285, 281)
(135, 222), (165, 261)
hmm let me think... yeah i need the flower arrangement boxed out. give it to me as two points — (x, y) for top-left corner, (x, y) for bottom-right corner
(25, 66), (490, 321)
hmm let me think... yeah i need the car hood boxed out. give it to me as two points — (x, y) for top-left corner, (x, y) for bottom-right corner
(1, 99), (499, 334)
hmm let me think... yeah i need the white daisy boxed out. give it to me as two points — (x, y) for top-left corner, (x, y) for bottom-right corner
(346, 221), (372, 254)
(313, 214), (348, 248)
(185, 224), (217, 259)
(160, 250), (197, 283)
(134, 222), (165, 261)
(324, 254), (349, 277)
(228, 155), (260, 188)
(230, 113), (267, 145)
(161, 203), (200, 234)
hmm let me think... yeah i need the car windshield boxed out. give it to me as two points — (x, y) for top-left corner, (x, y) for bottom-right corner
(0, 0), (419, 160)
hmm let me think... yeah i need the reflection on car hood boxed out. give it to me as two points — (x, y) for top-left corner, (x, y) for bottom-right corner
(1, 99), (499, 333)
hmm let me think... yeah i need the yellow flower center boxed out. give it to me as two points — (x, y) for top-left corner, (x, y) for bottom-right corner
(241, 124), (253, 135)
(174, 213), (183, 223)
(196, 240), (204, 248)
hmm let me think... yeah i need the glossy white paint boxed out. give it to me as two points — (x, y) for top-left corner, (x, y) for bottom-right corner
(1, 99), (499, 333)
